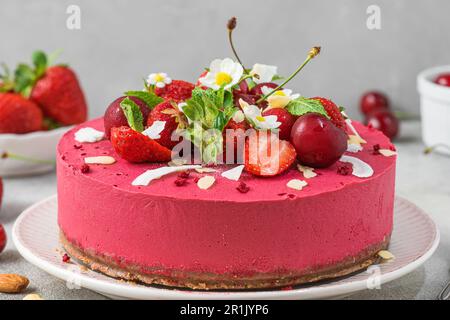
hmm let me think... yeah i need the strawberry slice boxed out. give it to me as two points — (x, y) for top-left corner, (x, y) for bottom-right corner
(244, 131), (296, 176)
(154, 80), (195, 102)
(111, 126), (172, 163)
(311, 97), (346, 131)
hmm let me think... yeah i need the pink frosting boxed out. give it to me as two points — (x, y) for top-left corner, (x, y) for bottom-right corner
(57, 118), (396, 277)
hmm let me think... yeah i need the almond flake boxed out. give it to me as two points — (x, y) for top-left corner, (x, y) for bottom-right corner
(378, 250), (395, 260)
(348, 134), (367, 146)
(197, 176), (216, 190)
(132, 165), (201, 186)
(345, 119), (367, 144)
(221, 165), (244, 181)
(23, 293), (44, 300)
(195, 168), (217, 173)
(168, 158), (188, 167)
(84, 156), (116, 165)
(339, 155), (374, 178)
(74, 127), (105, 143)
(297, 164), (317, 179)
(378, 149), (397, 157)
(142, 121), (166, 140)
(287, 179), (308, 191)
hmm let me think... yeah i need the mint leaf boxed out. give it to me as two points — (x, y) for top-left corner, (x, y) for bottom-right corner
(286, 97), (330, 118)
(32, 51), (48, 78)
(120, 97), (144, 132)
(124, 90), (163, 110)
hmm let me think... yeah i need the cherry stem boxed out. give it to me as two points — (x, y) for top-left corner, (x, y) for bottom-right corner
(423, 144), (450, 155)
(2, 152), (55, 165)
(237, 74), (253, 85)
(227, 18), (246, 72)
(256, 47), (321, 104)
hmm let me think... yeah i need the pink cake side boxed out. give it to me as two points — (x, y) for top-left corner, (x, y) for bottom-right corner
(57, 117), (396, 289)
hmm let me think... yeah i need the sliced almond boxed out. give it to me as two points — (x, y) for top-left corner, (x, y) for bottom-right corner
(287, 179), (308, 191)
(168, 158), (188, 167)
(0, 274), (30, 293)
(23, 293), (44, 300)
(348, 134), (367, 145)
(197, 176), (216, 190)
(297, 164), (317, 179)
(378, 149), (397, 157)
(84, 156), (116, 165)
(195, 167), (217, 173)
(378, 250), (395, 260)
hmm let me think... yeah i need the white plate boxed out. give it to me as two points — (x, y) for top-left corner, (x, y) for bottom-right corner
(13, 195), (439, 300)
(0, 127), (71, 177)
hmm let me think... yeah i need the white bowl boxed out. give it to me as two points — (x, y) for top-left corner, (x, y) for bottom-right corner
(417, 66), (450, 155)
(0, 126), (71, 177)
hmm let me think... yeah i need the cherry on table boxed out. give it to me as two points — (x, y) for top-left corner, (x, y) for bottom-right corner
(365, 109), (399, 140)
(360, 91), (389, 115)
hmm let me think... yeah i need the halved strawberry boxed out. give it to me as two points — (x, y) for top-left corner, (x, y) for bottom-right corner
(154, 80), (195, 102)
(147, 101), (187, 149)
(111, 126), (172, 163)
(244, 131), (296, 176)
(311, 97), (346, 131)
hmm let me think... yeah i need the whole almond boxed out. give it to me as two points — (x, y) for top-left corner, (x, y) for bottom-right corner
(0, 274), (30, 293)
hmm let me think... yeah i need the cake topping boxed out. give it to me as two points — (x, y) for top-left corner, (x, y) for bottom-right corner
(378, 149), (397, 157)
(297, 164), (317, 179)
(221, 165), (245, 181)
(336, 162), (353, 176)
(195, 167), (217, 173)
(80, 164), (90, 173)
(197, 176), (216, 190)
(199, 58), (243, 90)
(339, 155), (374, 178)
(378, 250), (395, 261)
(142, 121), (166, 140)
(84, 156), (116, 165)
(146, 72), (172, 89)
(174, 177), (188, 187)
(236, 181), (250, 193)
(287, 179), (308, 191)
(74, 127), (105, 143)
(132, 165), (201, 186)
(250, 64), (278, 84)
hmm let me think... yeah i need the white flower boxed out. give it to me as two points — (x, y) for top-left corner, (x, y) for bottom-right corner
(261, 86), (300, 109)
(250, 63), (278, 84)
(199, 58), (243, 90)
(239, 99), (281, 130)
(232, 110), (245, 123)
(147, 72), (172, 88)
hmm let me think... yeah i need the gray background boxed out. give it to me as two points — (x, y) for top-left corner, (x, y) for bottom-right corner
(1, 0), (449, 120)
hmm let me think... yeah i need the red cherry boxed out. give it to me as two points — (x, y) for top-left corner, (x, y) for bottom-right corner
(249, 82), (278, 96)
(364, 110), (399, 140)
(290, 113), (348, 168)
(0, 224), (6, 254)
(360, 91), (389, 115)
(262, 108), (296, 141)
(435, 73), (450, 87)
(104, 96), (150, 139)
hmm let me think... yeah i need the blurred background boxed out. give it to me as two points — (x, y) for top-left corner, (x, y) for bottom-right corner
(1, 0), (449, 120)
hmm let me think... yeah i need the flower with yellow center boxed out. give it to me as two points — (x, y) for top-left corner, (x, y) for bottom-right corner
(261, 86), (300, 109)
(239, 99), (281, 131)
(199, 58), (243, 90)
(250, 63), (278, 84)
(147, 72), (172, 88)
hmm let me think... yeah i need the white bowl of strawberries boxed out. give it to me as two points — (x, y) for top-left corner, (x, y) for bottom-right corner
(0, 51), (87, 176)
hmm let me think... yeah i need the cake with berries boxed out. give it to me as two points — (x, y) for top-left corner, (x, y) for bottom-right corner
(57, 19), (397, 290)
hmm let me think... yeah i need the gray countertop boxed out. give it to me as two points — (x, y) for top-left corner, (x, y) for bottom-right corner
(0, 121), (449, 300)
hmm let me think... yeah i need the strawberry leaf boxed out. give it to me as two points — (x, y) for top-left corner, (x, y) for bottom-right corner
(32, 51), (48, 78)
(124, 91), (163, 110)
(120, 97), (144, 132)
(286, 97), (330, 118)
(13, 64), (36, 97)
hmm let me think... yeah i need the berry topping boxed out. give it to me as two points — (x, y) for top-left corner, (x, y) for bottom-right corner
(290, 113), (348, 168)
(311, 97), (346, 131)
(111, 126), (172, 163)
(236, 181), (250, 193)
(62, 253), (71, 263)
(174, 177), (188, 187)
(178, 171), (190, 179)
(80, 164), (90, 173)
(372, 144), (381, 155)
(154, 80), (195, 102)
(244, 131), (297, 176)
(337, 162), (353, 176)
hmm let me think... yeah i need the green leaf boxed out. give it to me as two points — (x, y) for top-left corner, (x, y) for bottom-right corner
(124, 90), (164, 110)
(32, 51), (48, 78)
(271, 74), (284, 81)
(43, 117), (62, 130)
(120, 97), (144, 132)
(13, 64), (36, 97)
(286, 97), (330, 118)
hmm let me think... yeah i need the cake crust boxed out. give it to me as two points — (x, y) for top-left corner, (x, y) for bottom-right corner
(61, 232), (390, 290)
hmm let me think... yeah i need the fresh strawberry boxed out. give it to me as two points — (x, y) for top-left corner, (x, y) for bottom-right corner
(196, 71), (208, 87)
(111, 126), (172, 163)
(244, 131), (296, 176)
(0, 93), (43, 133)
(262, 108), (296, 141)
(146, 101), (186, 149)
(30, 65), (87, 125)
(311, 97), (346, 131)
(223, 117), (249, 164)
(154, 80), (195, 102)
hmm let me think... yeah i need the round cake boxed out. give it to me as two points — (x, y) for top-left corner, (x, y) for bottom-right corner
(57, 117), (396, 290)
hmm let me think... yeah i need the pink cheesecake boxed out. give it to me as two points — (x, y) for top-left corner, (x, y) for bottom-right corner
(57, 117), (396, 290)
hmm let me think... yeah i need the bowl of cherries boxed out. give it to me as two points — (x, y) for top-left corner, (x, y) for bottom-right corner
(417, 66), (450, 155)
